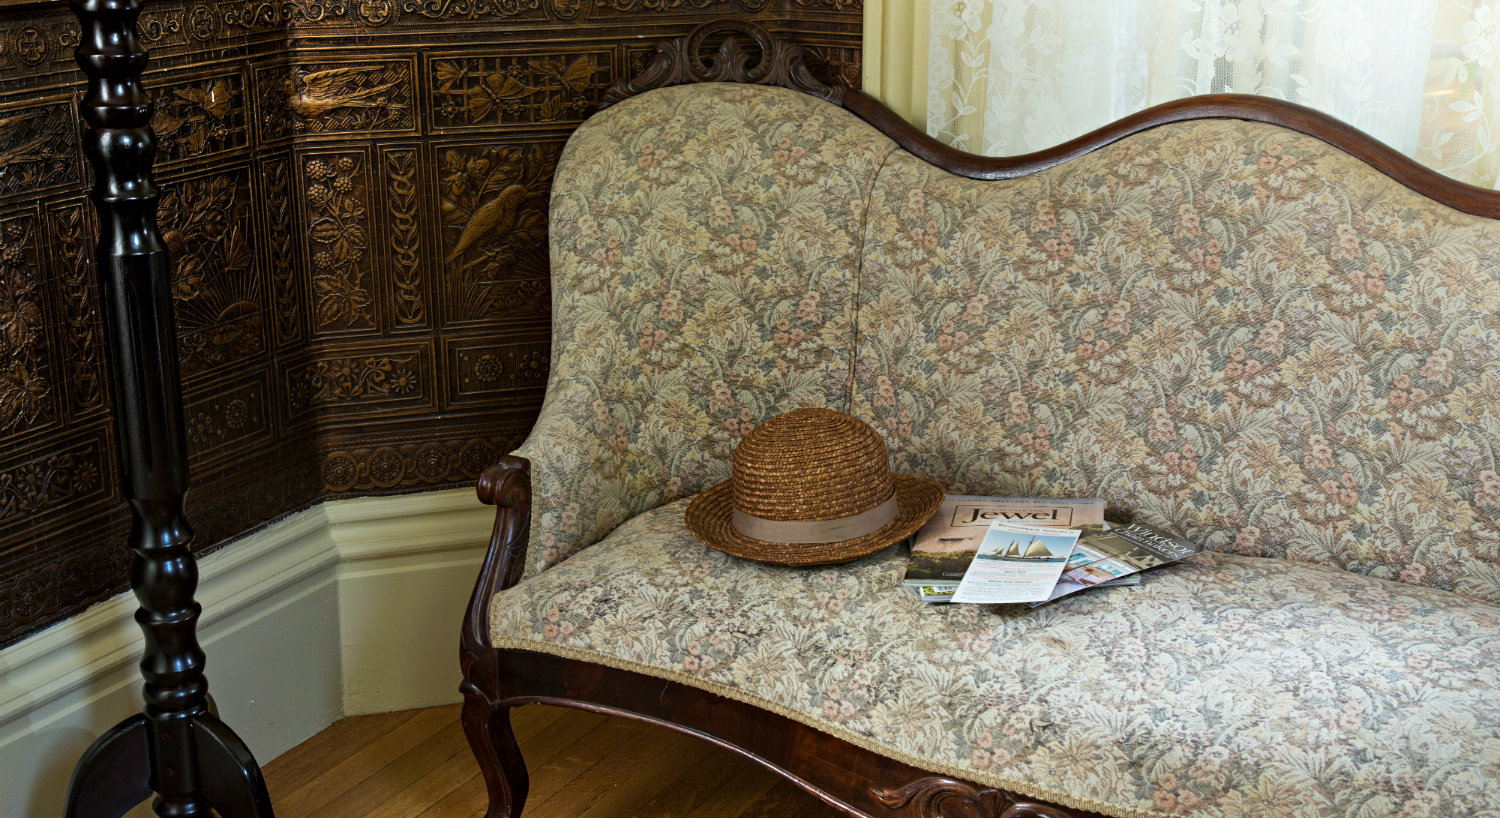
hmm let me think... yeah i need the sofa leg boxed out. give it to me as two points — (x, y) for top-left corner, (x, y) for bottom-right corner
(461, 683), (529, 818)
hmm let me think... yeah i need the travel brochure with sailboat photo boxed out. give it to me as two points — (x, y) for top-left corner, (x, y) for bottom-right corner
(950, 523), (1083, 604)
(903, 496), (1205, 605)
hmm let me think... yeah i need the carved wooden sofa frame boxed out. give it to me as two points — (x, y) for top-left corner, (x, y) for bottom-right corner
(459, 20), (1500, 818)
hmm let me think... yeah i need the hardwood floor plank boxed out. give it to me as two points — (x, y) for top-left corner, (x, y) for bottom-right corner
(416, 770), (487, 818)
(631, 737), (759, 818)
(508, 702), (569, 743)
(366, 739), (476, 818)
(314, 719), (468, 817)
(735, 776), (846, 818)
(268, 704), (848, 818)
(677, 760), (791, 818)
(262, 708), (420, 798)
(522, 715), (645, 816)
(273, 704), (457, 817)
(418, 705), (599, 818)
(515, 706), (611, 773)
(556, 725), (709, 818)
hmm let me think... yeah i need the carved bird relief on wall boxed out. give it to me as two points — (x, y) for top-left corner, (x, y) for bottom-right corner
(288, 67), (405, 119)
(254, 63), (415, 138)
(439, 144), (553, 319)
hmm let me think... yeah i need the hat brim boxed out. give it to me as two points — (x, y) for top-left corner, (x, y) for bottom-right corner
(684, 475), (946, 566)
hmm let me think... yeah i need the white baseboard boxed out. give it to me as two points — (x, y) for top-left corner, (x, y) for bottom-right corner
(0, 486), (493, 818)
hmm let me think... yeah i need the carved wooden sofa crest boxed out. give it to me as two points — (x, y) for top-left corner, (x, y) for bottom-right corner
(461, 20), (1500, 818)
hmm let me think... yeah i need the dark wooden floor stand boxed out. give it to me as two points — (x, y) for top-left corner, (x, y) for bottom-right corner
(63, 1), (272, 816)
(460, 19), (1500, 818)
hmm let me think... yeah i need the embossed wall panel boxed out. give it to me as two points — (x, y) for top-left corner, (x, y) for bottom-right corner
(435, 136), (558, 326)
(158, 165), (272, 378)
(0, 0), (861, 646)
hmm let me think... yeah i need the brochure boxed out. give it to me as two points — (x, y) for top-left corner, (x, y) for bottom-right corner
(949, 522), (1082, 604)
(903, 495), (1106, 587)
(1026, 521), (1202, 607)
(920, 575), (1140, 604)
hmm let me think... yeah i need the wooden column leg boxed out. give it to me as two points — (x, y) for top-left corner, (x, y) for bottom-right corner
(460, 682), (529, 818)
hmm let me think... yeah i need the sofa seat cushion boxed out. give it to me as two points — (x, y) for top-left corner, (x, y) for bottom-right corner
(490, 501), (1500, 818)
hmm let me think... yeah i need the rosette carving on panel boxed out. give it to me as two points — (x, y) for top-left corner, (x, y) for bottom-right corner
(319, 432), (524, 493)
(0, 443), (102, 530)
(599, 18), (843, 109)
(184, 381), (268, 459)
(439, 143), (555, 321)
(599, 0), (714, 12)
(286, 352), (422, 419)
(397, 0), (541, 20)
(872, 777), (1080, 818)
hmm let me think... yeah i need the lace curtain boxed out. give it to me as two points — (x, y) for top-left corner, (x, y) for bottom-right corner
(927, 0), (1500, 188)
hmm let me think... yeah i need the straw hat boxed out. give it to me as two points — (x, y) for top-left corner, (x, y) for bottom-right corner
(685, 408), (945, 566)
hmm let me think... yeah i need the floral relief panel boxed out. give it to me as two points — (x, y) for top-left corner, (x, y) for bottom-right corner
(851, 119), (1500, 603)
(492, 500), (1500, 818)
(429, 50), (612, 130)
(302, 151), (378, 332)
(0, 214), (53, 436)
(516, 83), (897, 575)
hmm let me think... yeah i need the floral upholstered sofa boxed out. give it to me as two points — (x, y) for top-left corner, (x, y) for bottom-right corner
(460, 21), (1500, 818)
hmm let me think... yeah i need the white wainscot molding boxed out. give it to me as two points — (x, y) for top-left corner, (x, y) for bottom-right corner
(0, 486), (492, 818)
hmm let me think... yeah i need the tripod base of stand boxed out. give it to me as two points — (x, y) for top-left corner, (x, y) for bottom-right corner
(65, 713), (274, 818)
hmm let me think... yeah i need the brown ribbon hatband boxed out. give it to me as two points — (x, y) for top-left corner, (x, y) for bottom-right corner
(731, 493), (898, 544)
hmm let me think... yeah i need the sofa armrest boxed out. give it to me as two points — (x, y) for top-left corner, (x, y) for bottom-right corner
(462, 455), (532, 653)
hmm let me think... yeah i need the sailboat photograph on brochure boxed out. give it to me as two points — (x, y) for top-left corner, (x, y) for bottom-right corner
(979, 532), (1070, 562)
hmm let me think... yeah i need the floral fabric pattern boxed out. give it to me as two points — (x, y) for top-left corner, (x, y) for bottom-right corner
(516, 83), (895, 575)
(852, 122), (1500, 603)
(493, 501), (1500, 818)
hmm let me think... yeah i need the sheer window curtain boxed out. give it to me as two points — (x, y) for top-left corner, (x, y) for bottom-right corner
(916, 0), (1500, 188)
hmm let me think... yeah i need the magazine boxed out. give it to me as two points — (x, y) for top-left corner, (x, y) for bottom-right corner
(903, 495), (1106, 588)
(1025, 521), (1201, 607)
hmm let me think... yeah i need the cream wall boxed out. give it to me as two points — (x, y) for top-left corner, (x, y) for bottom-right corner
(0, 489), (493, 818)
(862, 0), (930, 131)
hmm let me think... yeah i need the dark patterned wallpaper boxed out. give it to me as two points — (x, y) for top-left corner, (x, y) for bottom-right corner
(0, 0), (862, 646)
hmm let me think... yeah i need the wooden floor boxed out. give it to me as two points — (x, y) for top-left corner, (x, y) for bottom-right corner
(262, 703), (845, 817)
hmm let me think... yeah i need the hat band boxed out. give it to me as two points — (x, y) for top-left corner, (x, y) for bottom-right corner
(731, 493), (898, 544)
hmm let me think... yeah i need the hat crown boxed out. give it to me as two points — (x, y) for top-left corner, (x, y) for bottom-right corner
(730, 408), (895, 522)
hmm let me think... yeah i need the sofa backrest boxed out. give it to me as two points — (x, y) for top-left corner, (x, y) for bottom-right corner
(523, 81), (1500, 603)
(515, 83), (895, 575)
(850, 123), (1500, 603)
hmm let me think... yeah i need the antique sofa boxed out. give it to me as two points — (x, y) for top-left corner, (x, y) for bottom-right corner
(460, 21), (1500, 818)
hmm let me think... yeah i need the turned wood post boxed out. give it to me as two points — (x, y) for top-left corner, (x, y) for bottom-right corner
(65, 1), (273, 816)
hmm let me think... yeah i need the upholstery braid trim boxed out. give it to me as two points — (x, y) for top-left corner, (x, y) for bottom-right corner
(491, 636), (1166, 818)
